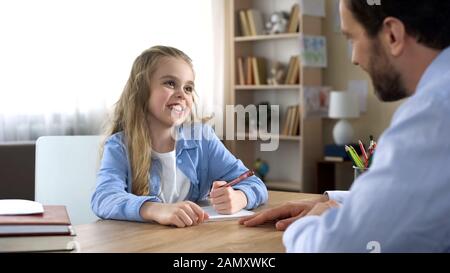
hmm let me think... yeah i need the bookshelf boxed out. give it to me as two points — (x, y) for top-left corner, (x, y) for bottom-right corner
(228, 0), (324, 193)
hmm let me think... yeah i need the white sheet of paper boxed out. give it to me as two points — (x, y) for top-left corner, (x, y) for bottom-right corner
(201, 206), (254, 222)
(0, 199), (44, 215)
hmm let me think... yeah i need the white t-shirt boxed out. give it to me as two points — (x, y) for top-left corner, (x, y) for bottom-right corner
(151, 150), (191, 203)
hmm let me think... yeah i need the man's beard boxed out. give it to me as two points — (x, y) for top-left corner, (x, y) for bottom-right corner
(368, 41), (410, 102)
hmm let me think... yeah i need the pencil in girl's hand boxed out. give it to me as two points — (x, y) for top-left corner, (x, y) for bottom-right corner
(220, 170), (255, 188)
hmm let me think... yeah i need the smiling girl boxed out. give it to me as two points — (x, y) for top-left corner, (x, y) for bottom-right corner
(91, 46), (268, 228)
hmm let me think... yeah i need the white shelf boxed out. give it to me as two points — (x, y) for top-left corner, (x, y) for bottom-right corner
(235, 33), (300, 42)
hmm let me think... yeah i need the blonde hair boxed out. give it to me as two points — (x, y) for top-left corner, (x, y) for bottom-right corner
(103, 45), (196, 196)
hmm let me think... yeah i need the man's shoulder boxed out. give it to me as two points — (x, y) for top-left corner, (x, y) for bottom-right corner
(395, 75), (450, 124)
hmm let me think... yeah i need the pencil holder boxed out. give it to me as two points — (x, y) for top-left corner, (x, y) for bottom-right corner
(353, 166), (369, 180)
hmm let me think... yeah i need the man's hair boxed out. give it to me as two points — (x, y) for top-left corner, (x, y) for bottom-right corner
(345, 0), (450, 50)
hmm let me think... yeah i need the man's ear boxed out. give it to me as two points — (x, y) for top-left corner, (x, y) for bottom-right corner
(380, 17), (406, 57)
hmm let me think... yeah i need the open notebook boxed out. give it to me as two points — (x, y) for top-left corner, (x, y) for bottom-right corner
(200, 205), (254, 222)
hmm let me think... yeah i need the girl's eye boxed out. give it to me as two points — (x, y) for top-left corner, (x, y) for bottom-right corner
(164, 80), (176, 88)
(184, 86), (194, 93)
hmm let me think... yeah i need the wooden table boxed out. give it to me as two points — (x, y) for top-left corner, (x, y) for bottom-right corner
(74, 191), (320, 253)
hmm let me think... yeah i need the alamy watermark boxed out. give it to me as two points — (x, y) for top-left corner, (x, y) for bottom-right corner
(366, 241), (381, 253)
(67, 240), (81, 253)
(175, 104), (282, 152)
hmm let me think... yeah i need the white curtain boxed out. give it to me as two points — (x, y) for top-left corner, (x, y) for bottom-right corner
(0, 0), (225, 142)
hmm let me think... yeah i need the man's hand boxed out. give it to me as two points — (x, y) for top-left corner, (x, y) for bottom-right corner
(238, 196), (328, 231)
(306, 200), (340, 216)
(210, 181), (248, 214)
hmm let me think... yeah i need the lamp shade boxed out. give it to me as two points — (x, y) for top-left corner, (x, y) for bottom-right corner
(328, 91), (360, 119)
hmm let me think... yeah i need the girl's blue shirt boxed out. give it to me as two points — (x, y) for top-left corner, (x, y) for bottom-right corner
(91, 123), (268, 222)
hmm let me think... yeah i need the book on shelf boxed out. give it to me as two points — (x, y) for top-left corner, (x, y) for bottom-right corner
(292, 105), (301, 136)
(239, 10), (251, 36)
(288, 106), (296, 136)
(291, 106), (298, 136)
(239, 55), (297, 87)
(287, 4), (300, 33)
(245, 56), (254, 85)
(0, 205), (76, 252)
(289, 56), (300, 85)
(282, 105), (301, 136)
(251, 57), (260, 85)
(237, 57), (245, 85)
(254, 57), (267, 85)
(290, 105), (301, 136)
(246, 9), (265, 36)
(284, 55), (300, 85)
(238, 56), (267, 86)
(282, 106), (292, 135)
(284, 56), (294, 85)
(238, 9), (264, 37)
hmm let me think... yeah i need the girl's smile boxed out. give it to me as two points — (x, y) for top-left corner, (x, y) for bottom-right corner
(167, 102), (186, 116)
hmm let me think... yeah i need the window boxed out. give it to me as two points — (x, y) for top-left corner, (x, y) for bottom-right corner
(0, 0), (223, 141)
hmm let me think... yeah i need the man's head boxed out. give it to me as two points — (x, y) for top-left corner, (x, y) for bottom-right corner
(340, 0), (450, 102)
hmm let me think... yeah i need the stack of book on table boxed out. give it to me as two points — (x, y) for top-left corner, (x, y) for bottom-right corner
(0, 200), (76, 252)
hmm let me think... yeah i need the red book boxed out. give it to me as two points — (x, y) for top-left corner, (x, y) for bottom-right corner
(0, 206), (72, 237)
(0, 205), (70, 226)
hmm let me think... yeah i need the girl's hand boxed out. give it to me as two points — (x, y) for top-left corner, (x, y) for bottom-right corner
(210, 181), (248, 214)
(140, 201), (209, 228)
